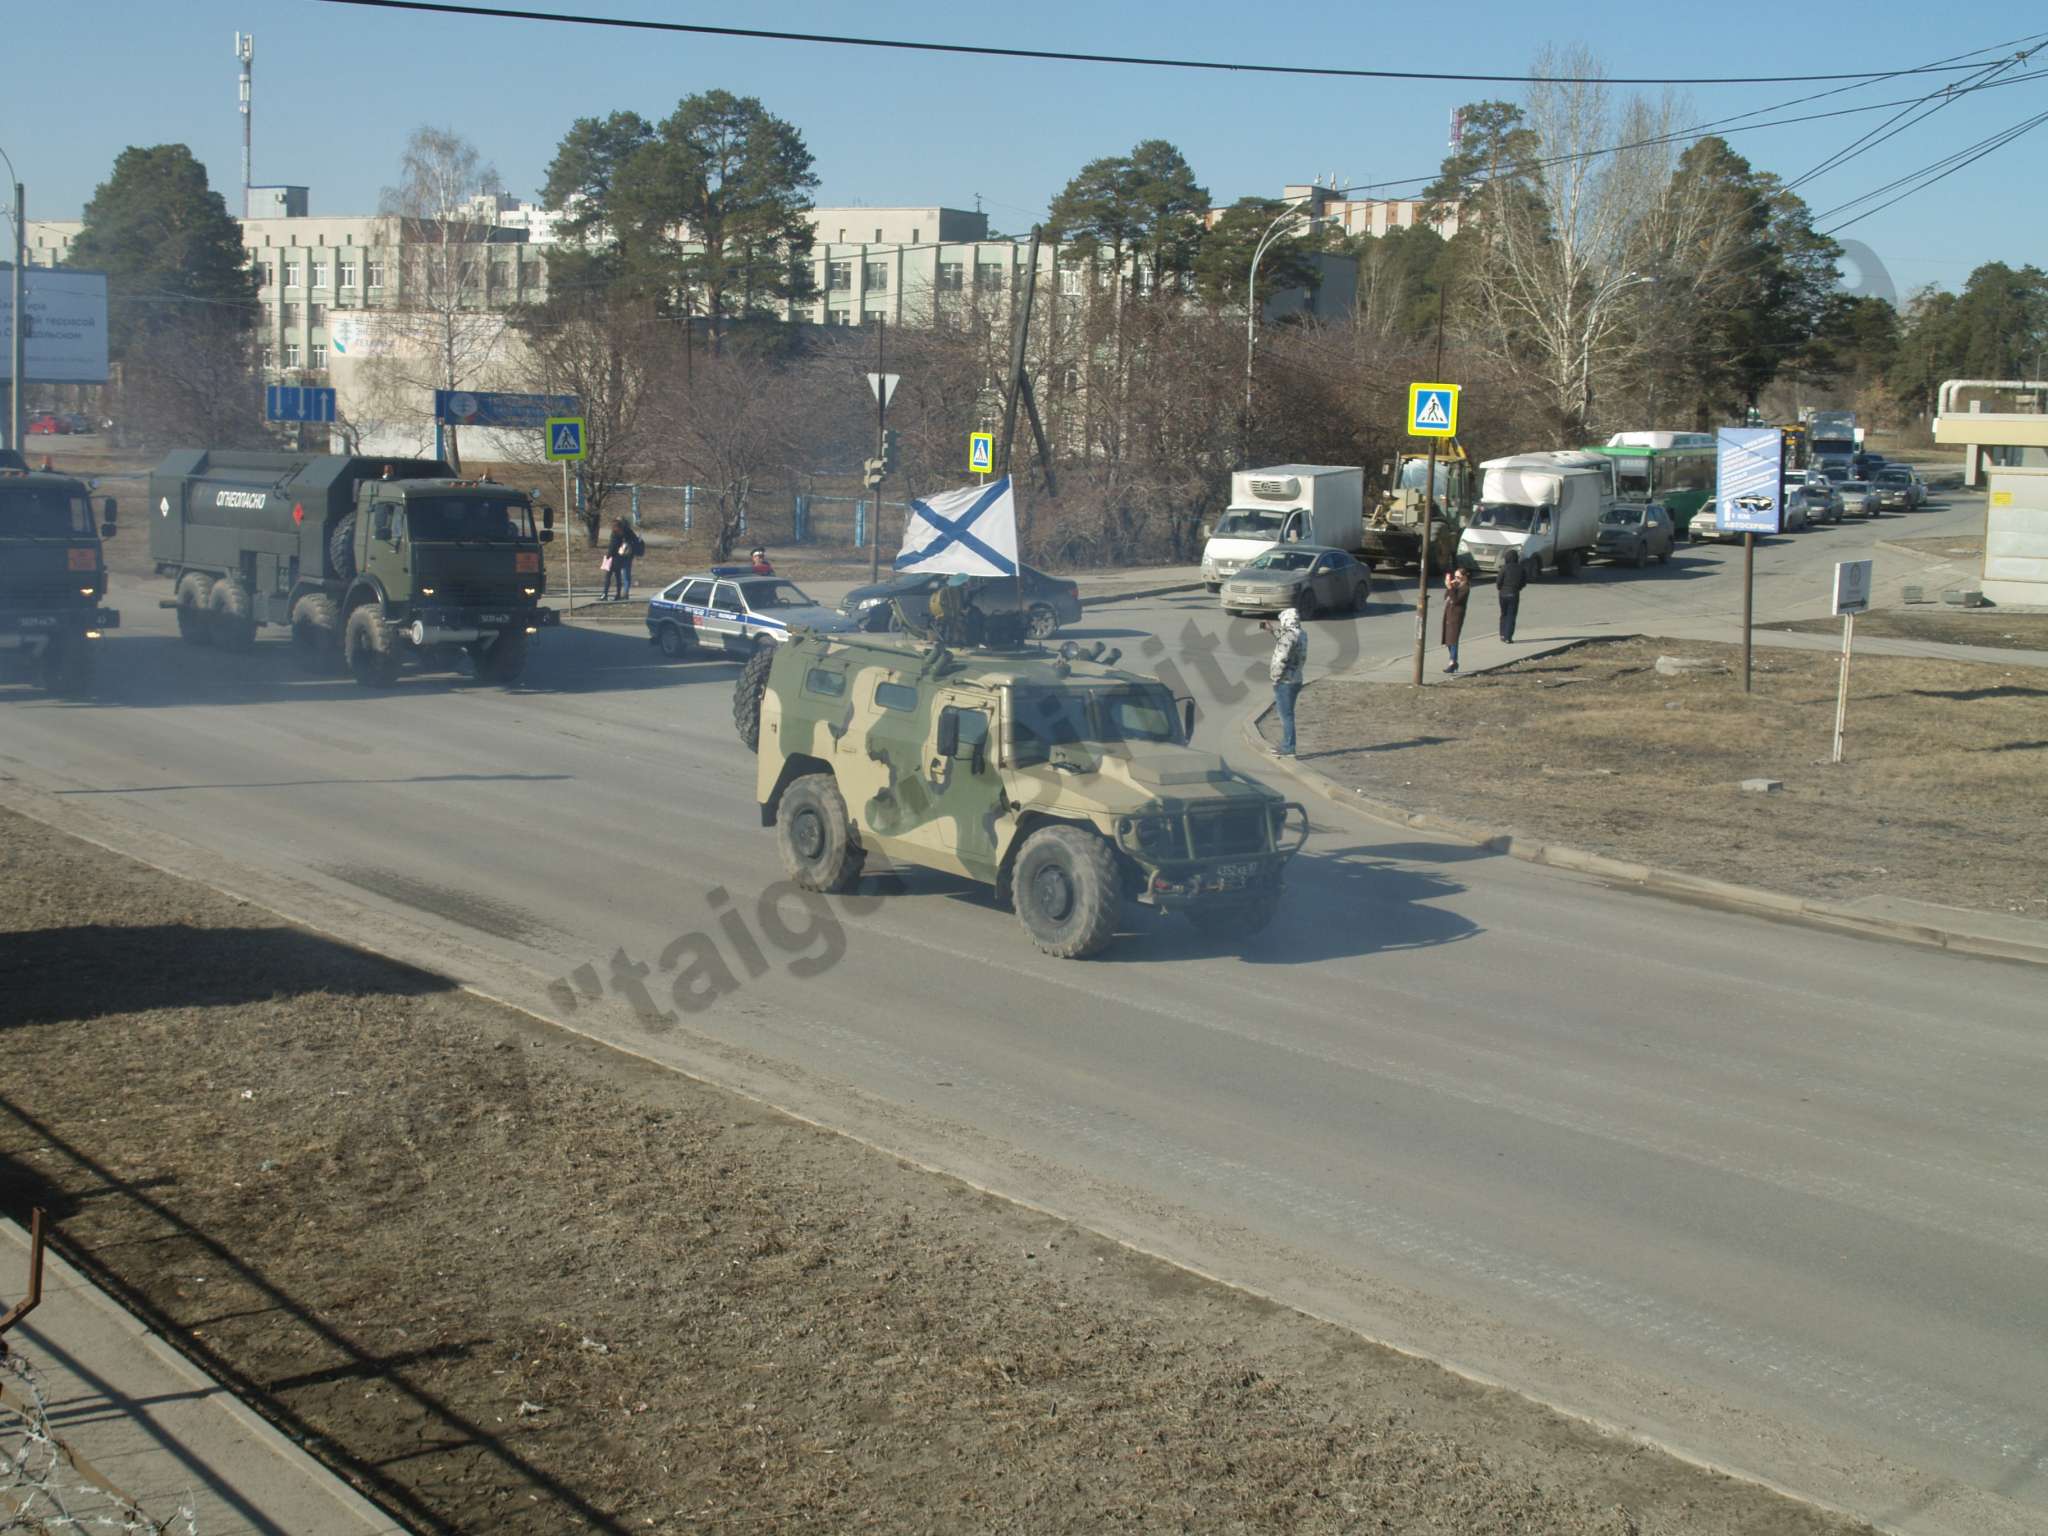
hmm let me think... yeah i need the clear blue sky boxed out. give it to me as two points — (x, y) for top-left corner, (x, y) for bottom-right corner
(7, 0), (2043, 299)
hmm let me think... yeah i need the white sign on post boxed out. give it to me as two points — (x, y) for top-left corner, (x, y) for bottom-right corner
(866, 372), (900, 408)
(1832, 559), (1873, 615)
(0, 268), (110, 383)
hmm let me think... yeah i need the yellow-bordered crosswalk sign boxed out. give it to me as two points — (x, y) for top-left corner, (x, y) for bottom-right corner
(1407, 383), (1458, 438)
(544, 417), (587, 461)
(968, 431), (994, 475)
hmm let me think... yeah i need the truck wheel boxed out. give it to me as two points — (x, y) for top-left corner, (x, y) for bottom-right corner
(327, 514), (357, 582)
(478, 629), (529, 685)
(1025, 603), (1059, 640)
(775, 773), (866, 893)
(38, 633), (95, 698)
(345, 604), (401, 689)
(175, 572), (215, 644)
(733, 643), (775, 751)
(1012, 825), (1120, 959)
(209, 578), (256, 651)
(290, 593), (341, 671)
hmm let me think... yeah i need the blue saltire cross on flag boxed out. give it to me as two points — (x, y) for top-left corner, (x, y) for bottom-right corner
(894, 476), (1019, 577)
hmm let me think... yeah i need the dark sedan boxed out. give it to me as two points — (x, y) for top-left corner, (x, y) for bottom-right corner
(840, 564), (1082, 639)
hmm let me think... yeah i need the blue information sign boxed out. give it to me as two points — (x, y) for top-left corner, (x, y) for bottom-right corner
(1716, 427), (1783, 535)
(265, 384), (336, 423)
(433, 390), (578, 428)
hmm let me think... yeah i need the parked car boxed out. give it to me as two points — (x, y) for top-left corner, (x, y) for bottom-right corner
(839, 563), (1083, 639)
(1220, 544), (1369, 617)
(61, 412), (93, 435)
(1872, 465), (1922, 510)
(1852, 451), (1887, 479)
(1838, 479), (1880, 517)
(1595, 501), (1676, 566)
(25, 412), (69, 435)
(1799, 472), (1845, 523)
(645, 567), (854, 657)
(1690, 498), (1779, 542)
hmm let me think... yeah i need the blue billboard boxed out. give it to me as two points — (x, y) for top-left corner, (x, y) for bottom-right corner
(432, 390), (578, 428)
(1716, 427), (1782, 535)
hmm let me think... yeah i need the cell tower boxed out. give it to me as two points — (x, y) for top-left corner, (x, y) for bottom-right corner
(235, 32), (253, 210)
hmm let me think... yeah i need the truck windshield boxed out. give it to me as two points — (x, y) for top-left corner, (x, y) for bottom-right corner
(406, 497), (533, 541)
(1212, 510), (1285, 538)
(1471, 502), (1537, 531)
(1010, 684), (1183, 764)
(1396, 460), (1457, 496)
(0, 486), (91, 538)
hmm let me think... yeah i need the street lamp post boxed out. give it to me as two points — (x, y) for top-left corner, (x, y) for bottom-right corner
(1577, 271), (1653, 432)
(1, 145), (22, 453)
(1244, 198), (1312, 459)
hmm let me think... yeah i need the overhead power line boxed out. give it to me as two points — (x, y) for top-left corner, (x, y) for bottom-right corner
(312, 0), (2026, 87)
(1816, 106), (2048, 234)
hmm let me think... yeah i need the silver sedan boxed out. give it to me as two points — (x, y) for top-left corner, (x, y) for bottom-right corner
(1219, 545), (1370, 618)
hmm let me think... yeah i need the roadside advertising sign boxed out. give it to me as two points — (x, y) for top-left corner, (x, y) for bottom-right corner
(1716, 427), (1782, 534)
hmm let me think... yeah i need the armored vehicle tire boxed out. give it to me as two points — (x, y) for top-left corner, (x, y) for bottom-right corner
(655, 621), (691, 657)
(327, 514), (357, 582)
(175, 572), (215, 644)
(1026, 603), (1059, 640)
(775, 773), (865, 893)
(477, 629), (529, 685)
(734, 643), (775, 751)
(290, 593), (341, 670)
(345, 605), (401, 689)
(38, 633), (94, 698)
(209, 578), (256, 651)
(1012, 825), (1120, 959)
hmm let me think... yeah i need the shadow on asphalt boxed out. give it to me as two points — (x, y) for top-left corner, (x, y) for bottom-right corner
(7, 624), (736, 710)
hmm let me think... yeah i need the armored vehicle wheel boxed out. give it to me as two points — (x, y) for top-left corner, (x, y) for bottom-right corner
(775, 773), (865, 893)
(175, 572), (215, 644)
(209, 577), (256, 651)
(327, 513), (357, 582)
(290, 593), (340, 671)
(1026, 603), (1059, 640)
(477, 629), (529, 685)
(734, 642), (775, 751)
(345, 604), (401, 689)
(1012, 824), (1120, 959)
(38, 633), (94, 698)
(655, 621), (691, 657)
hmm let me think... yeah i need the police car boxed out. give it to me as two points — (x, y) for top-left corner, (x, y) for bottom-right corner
(645, 567), (852, 656)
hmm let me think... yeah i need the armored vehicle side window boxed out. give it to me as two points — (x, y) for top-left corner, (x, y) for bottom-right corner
(712, 582), (740, 612)
(803, 668), (846, 699)
(942, 706), (989, 752)
(678, 579), (711, 606)
(875, 682), (918, 712)
(0, 486), (90, 536)
(1011, 686), (1087, 766)
(1102, 690), (1178, 743)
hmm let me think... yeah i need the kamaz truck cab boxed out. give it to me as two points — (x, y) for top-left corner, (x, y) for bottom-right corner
(0, 448), (119, 697)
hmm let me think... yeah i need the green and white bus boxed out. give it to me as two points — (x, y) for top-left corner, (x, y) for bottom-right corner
(1584, 432), (1717, 537)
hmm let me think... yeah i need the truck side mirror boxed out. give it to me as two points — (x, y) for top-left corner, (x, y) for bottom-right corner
(100, 497), (117, 538)
(542, 504), (555, 530)
(1180, 698), (1196, 740)
(936, 708), (960, 759)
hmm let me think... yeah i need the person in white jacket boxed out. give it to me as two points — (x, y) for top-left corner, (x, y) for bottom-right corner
(1264, 607), (1307, 757)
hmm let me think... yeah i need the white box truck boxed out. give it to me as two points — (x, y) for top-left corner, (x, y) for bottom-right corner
(1458, 451), (1614, 578)
(1201, 465), (1364, 589)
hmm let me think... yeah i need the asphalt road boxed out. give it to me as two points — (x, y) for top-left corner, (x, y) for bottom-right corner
(4, 485), (2041, 1536)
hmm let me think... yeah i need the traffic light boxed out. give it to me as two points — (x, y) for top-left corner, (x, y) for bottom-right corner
(862, 457), (885, 490)
(881, 429), (901, 476)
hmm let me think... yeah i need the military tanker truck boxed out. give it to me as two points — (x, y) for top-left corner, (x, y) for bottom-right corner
(149, 451), (557, 687)
(0, 448), (120, 697)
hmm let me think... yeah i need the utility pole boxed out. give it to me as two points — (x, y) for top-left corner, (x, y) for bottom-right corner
(869, 316), (886, 584)
(1411, 282), (1449, 686)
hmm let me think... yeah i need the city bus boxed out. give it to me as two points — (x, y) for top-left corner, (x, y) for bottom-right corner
(1585, 432), (1717, 537)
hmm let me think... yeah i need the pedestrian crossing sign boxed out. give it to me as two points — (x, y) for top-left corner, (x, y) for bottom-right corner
(544, 416), (587, 461)
(968, 431), (994, 475)
(1407, 383), (1459, 438)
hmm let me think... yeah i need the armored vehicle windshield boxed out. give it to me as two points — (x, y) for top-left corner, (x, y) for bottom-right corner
(1011, 681), (1185, 764)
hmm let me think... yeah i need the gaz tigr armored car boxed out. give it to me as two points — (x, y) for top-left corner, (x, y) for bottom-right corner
(751, 631), (1309, 958)
(0, 448), (119, 697)
(149, 451), (558, 687)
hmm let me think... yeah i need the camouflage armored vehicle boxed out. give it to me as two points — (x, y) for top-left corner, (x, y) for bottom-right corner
(0, 448), (120, 697)
(749, 630), (1309, 958)
(149, 450), (558, 687)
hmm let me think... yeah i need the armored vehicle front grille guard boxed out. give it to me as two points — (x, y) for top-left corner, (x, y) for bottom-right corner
(1189, 809), (1268, 857)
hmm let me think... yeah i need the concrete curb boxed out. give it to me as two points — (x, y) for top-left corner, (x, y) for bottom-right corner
(1241, 699), (2048, 968)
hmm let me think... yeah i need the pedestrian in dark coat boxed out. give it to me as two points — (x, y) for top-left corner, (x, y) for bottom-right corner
(1441, 561), (1471, 674)
(603, 518), (645, 601)
(1497, 548), (1527, 642)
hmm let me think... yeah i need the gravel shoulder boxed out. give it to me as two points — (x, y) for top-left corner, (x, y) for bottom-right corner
(0, 806), (1874, 1535)
(1280, 636), (2047, 922)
